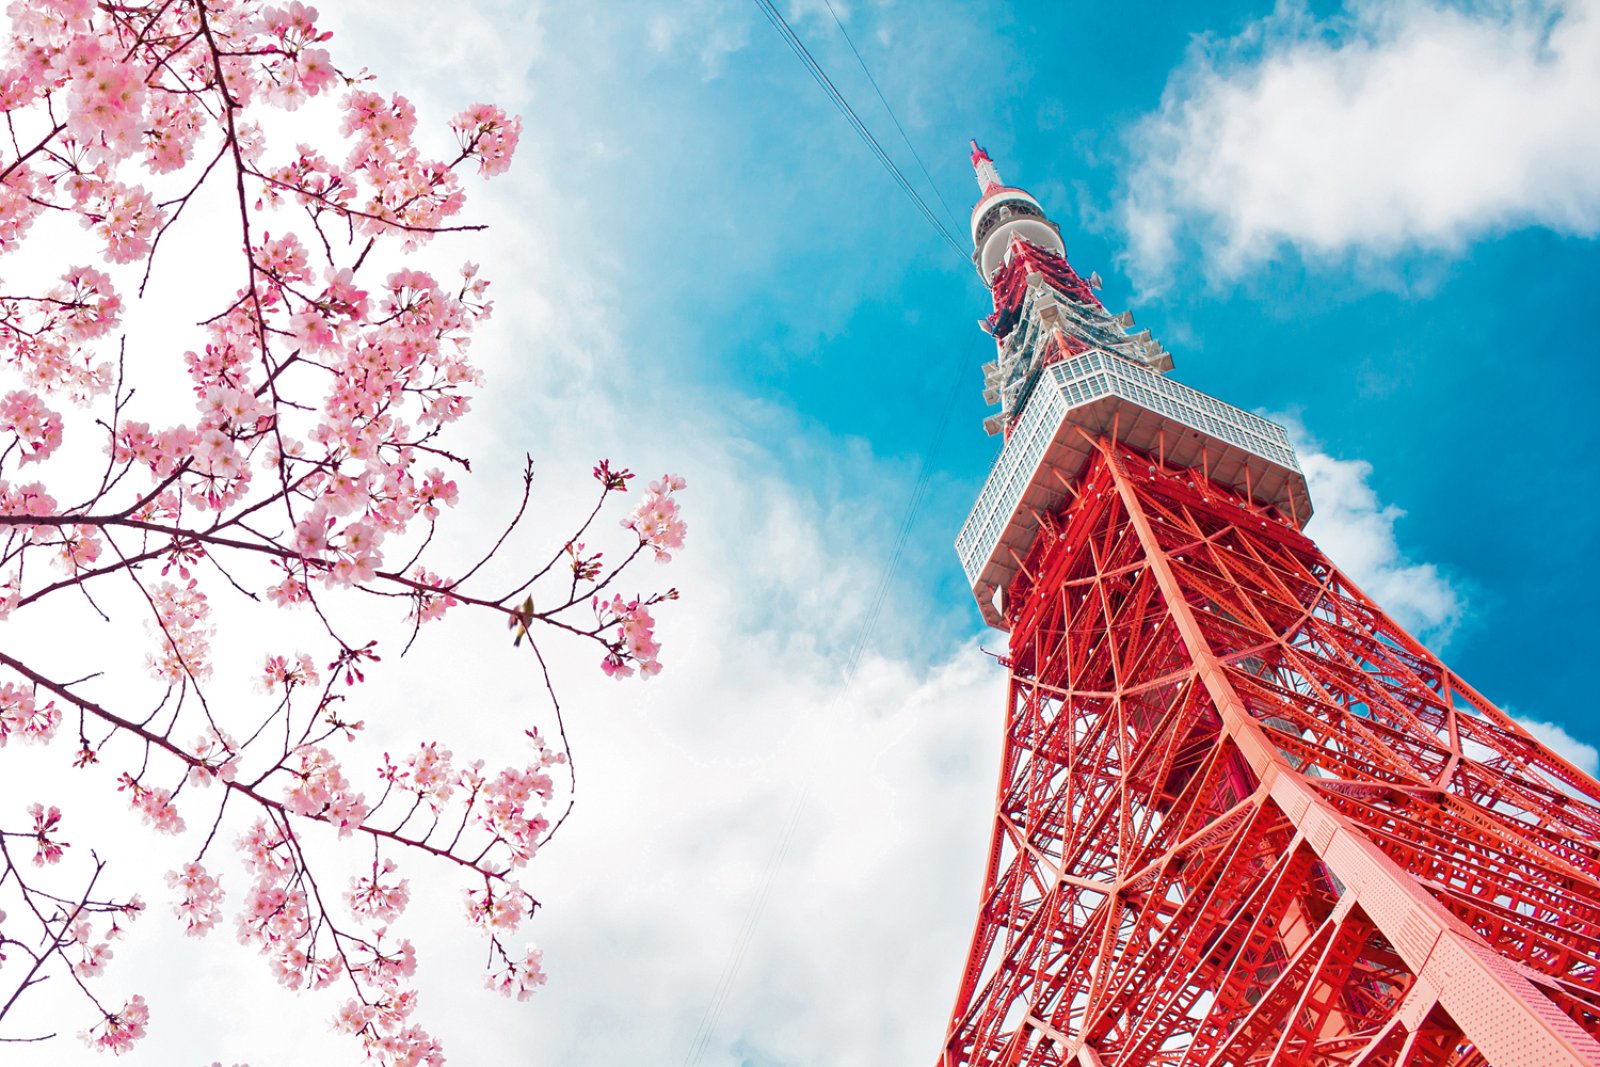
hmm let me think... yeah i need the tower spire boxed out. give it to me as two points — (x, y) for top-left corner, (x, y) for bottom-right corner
(970, 139), (1003, 194)
(967, 146), (1064, 283)
(966, 146), (1170, 438)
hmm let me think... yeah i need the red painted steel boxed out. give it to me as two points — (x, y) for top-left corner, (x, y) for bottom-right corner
(940, 437), (1600, 1066)
(983, 238), (1101, 342)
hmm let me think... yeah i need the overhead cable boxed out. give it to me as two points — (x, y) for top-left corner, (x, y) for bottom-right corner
(819, 0), (964, 236)
(681, 9), (983, 1062)
(750, 0), (969, 263)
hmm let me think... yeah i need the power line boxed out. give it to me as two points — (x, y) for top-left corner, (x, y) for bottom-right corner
(818, 0), (964, 236)
(680, 8), (984, 1061)
(750, 0), (968, 263)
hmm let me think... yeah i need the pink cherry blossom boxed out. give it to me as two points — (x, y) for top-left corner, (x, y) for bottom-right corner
(485, 945), (547, 1002)
(118, 774), (186, 835)
(347, 860), (411, 923)
(167, 862), (224, 936)
(65, 53), (147, 161)
(187, 729), (240, 787)
(594, 593), (668, 679)
(284, 746), (368, 834)
(450, 103), (522, 177)
(464, 880), (528, 932)
(333, 998), (377, 1035)
(622, 473), (688, 563)
(408, 569), (459, 624)
(356, 933), (418, 990)
(0, 165), (44, 252)
(0, 3), (679, 1058)
(380, 742), (456, 808)
(0, 390), (64, 463)
(142, 95), (204, 173)
(80, 994), (148, 1054)
(259, 652), (320, 692)
(342, 90), (417, 148)
(145, 579), (213, 682)
(476, 765), (554, 866)
(73, 939), (114, 978)
(0, 682), (61, 746)
(29, 803), (67, 865)
(76, 179), (160, 262)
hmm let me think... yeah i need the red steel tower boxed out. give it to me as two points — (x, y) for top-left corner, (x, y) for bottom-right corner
(941, 144), (1600, 1067)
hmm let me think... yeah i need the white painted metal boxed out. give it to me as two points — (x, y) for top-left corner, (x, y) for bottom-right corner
(955, 350), (1310, 628)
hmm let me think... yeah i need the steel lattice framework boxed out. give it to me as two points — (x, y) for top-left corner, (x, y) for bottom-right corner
(941, 146), (1600, 1067)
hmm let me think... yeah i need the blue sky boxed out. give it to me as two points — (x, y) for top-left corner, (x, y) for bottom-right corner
(8, 2), (1599, 1065)
(495, 0), (1600, 732)
(358, 1), (1600, 1062)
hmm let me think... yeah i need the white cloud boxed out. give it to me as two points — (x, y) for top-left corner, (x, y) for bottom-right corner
(1, 401), (1004, 1066)
(1515, 717), (1600, 776)
(645, 0), (752, 78)
(1121, 0), (1600, 287)
(0, 6), (1004, 1065)
(321, 0), (545, 106)
(1288, 422), (1464, 644)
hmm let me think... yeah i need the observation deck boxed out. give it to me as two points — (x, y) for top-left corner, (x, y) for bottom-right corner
(955, 350), (1311, 628)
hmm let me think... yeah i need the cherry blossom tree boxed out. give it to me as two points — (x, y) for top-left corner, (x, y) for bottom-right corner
(0, 0), (686, 1059)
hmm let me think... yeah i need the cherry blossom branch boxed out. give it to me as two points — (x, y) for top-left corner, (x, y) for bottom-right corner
(0, 2), (680, 1059)
(1, 650), (540, 883)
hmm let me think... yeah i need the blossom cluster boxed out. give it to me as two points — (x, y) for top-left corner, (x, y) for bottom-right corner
(379, 742), (456, 810)
(29, 802), (67, 865)
(144, 580), (214, 683)
(117, 773), (186, 835)
(333, 989), (443, 1067)
(257, 0), (335, 110)
(80, 995), (149, 1055)
(450, 103), (522, 177)
(258, 653), (320, 693)
(346, 859), (410, 923)
(622, 473), (688, 563)
(235, 819), (342, 992)
(464, 879), (529, 933)
(0, 681), (61, 746)
(470, 762), (554, 867)
(596, 594), (664, 679)
(187, 730), (241, 788)
(0, 481), (62, 593)
(0, 389), (63, 463)
(0, 265), (121, 398)
(407, 568), (459, 624)
(485, 945), (547, 1002)
(167, 862), (225, 936)
(69, 918), (116, 979)
(283, 746), (368, 834)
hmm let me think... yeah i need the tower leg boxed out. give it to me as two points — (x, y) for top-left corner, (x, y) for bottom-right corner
(940, 439), (1600, 1067)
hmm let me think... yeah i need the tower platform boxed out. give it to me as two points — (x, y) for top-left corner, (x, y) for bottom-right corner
(956, 348), (1309, 628)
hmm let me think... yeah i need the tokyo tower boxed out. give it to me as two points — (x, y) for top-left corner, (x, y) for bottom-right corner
(940, 144), (1600, 1067)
